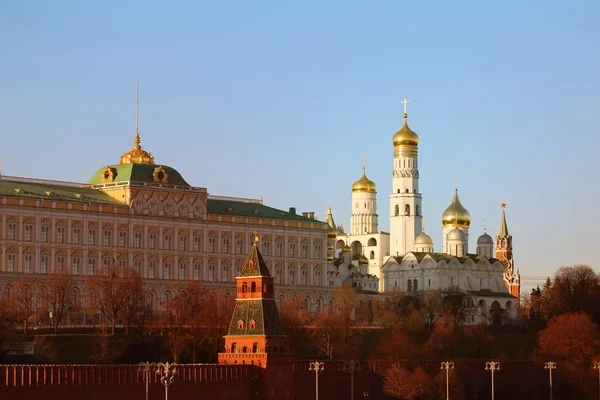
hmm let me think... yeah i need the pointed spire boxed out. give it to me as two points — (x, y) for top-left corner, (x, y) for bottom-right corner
(240, 236), (271, 277)
(325, 201), (337, 230)
(134, 81), (140, 149)
(362, 155), (366, 176)
(259, 181), (263, 204)
(119, 81), (155, 164)
(499, 203), (509, 237)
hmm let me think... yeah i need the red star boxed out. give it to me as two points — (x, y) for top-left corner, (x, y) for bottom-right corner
(501, 203), (506, 208)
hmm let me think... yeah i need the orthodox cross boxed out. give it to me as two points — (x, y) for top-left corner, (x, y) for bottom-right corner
(401, 98), (410, 114)
(484, 218), (487, 233)
(362, 155), (366, 174)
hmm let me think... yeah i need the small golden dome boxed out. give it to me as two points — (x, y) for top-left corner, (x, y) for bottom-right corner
(352, 172), (377, 193)
(442, 189), (471, 227)
(342, 245), (352, 253)
(358, 254), (369, 266)
(392, 113), (419, 147)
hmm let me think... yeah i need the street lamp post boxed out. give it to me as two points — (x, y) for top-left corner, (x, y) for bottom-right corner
(138, 362), (156, 400)
(545, 362), (557, 400)
(594, 362), (600, 400)
(440, 361), (455, 400)
(309, 361), (325, 400)
(343, 360), (361, 400)
(485, 361), (500, 400)
(156, 362), (177, 400)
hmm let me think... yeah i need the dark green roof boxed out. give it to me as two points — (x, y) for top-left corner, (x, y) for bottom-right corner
(240, 244), (271, 277)
(227, 299), (284, 336)
(207, 199), (318, 222)
(88, 163), (190, 186)
(0, 178), (122, 205)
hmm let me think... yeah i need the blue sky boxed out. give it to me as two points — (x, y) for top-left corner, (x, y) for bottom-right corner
(1, 1), (599, 277)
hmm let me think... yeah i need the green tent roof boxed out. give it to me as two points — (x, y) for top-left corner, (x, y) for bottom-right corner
(0, 179), (122, 205)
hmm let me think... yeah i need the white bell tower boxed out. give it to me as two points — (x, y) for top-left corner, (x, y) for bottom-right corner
(389, 99), (423, 256)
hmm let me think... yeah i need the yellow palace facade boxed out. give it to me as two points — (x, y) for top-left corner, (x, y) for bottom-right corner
(0, 131), (334, 323)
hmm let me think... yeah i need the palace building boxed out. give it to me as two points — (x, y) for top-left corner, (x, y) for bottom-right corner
(0, 91), (345, 324)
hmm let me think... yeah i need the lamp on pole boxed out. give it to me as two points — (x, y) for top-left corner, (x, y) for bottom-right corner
(545, 362), (557, 400)
(309, 361), (325, 400)
(440, 361), (454, 400)
(138, 362), (156, 400)
(594, 362), (600, 400)
(343, 360), (361, 400)
(485, 361), (500, 400)
(156, 362), (177, 400)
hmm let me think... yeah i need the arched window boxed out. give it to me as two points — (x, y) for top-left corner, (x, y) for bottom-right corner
(367, 238), (377, 246)
(407, 280), (412, 292)
(405, 204), (410, 216)
(251, 282), (257, 293)
(405, 188), (409, 193)
(249, 319), (256, 329)
(370, 250), (375, 260)
(242, 282), (248, 293)
(413, 279), (418, 291)
(395, 205), (400, 216)
(231, 343), (238, 353)
(237, 320), (244, 329)
(252, 342), (259, 353)
(415, 204), (420, 216)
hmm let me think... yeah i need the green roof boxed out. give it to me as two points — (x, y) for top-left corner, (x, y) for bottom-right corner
(240, 244), (271, 277)
(227, 299), (284, 336)
(0, 178), (122, 205)
(88, 163), (190, 186)
(207, 199), (318, 222)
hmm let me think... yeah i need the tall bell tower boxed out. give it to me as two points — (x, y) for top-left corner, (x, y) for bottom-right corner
(390, 99), (423, 256)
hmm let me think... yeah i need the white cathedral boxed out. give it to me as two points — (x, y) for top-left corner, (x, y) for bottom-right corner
(326, 102), (520, 322)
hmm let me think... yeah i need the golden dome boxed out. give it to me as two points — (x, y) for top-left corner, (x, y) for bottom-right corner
(442, 189), (471, 227)
(342, 245), (352, 253)
(392, 113), (419, 147)
(352, 172), (377, 193)
(120, 132), (155, 165)
(358, 254), (369, 266)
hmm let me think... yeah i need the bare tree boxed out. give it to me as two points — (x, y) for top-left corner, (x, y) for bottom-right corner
(121, 267), (145, 334)
(44, 271), (74, 335)
(14, 280), (37, 335)
(89, 266), (129, 335)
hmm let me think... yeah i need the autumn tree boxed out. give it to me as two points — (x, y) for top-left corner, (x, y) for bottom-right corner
(196, 290), (234, 361)
(537, 312), (600, 390)
(0, 296), (17, 361)
(278, 296), (311, 356)
(310, 286), (363, 359)
(542, 265), (600, 322)
(121, 268), (146, 334)
(89, 266), (130, 335)
(44, 270), (75, 334)
(384, 363), (436, 400)
(14, 280), (37, 335)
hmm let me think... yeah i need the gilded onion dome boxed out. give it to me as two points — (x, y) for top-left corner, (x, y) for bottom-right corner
(441, 189), (471, 227)
(392, 113), (419, 147)
(358, 254), (369, 266)
(352, 172), (377, 193)
(342, 244), (352, 253)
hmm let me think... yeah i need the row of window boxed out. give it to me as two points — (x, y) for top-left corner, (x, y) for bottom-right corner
(393, 204), (420, 217)
(4, 223), (323, 258)
(2, 253), (325, 285)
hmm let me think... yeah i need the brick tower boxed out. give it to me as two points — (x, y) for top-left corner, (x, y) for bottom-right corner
(496, 203), (520, 301)
(219, 235), (295, 399)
